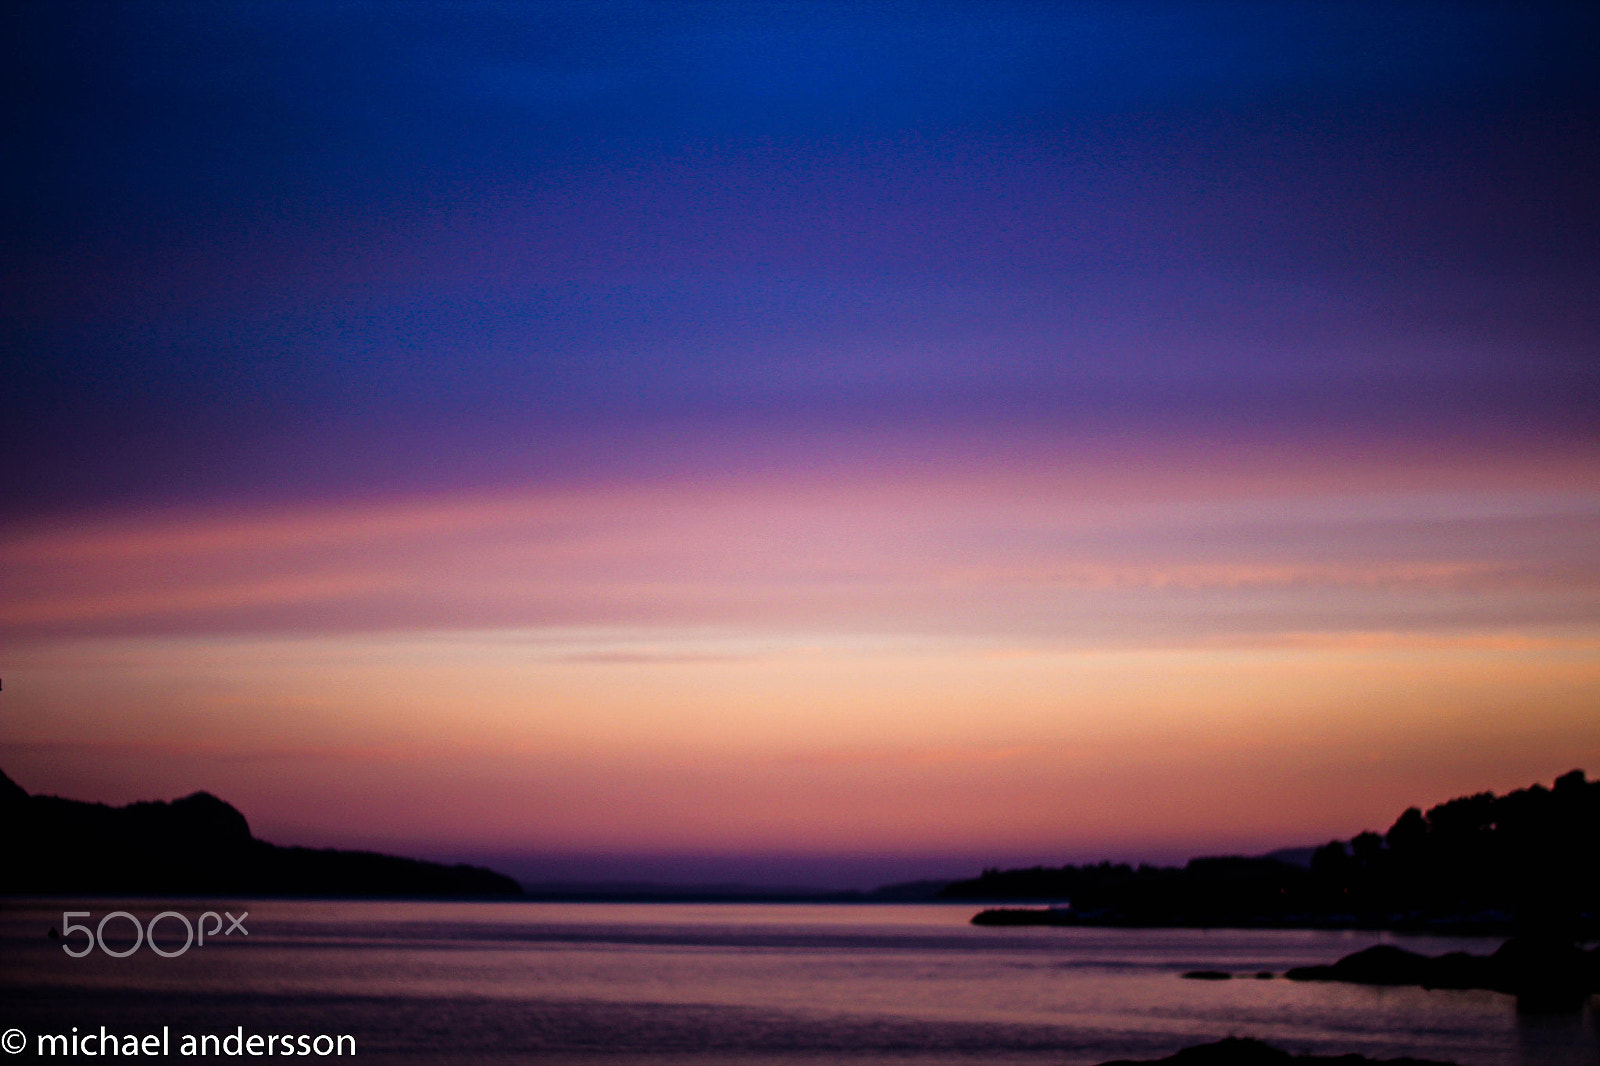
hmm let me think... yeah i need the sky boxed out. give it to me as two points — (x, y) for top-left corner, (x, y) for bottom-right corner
(4, 1), (1599, 888)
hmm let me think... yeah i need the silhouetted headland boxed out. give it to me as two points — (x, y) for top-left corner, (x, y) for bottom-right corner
(0, 768), (521, 897)
(1094, 1036), (1458, 1066)
(950, 769), (1599, 937)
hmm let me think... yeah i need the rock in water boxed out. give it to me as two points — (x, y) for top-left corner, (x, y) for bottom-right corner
(1095, 1036), (1460, 1065)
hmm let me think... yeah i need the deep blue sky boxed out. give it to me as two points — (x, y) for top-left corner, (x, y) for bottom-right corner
(6, 2), (1600, 885)
(7, 1), (1598, 517)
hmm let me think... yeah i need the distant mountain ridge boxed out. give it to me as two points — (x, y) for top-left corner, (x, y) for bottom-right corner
(0, 769), (521, 897)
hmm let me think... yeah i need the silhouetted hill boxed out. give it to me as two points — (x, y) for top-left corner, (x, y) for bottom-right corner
(946, 770), (1599, 934)
(0, 769), (522, 898)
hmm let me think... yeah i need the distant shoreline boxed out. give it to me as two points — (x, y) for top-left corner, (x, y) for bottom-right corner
(8, 767), (1595, 930)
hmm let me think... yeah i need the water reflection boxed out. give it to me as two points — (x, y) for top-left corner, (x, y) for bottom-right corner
(1, 900), (1595, 1066)
(1515, 1001), (1598, 1066)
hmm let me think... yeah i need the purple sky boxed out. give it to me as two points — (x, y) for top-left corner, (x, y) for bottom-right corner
(5, 2), (1599, 887)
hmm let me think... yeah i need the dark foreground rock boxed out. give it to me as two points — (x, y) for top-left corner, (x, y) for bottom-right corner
(1284, 937), (1600, 1011)
(1096, 1036), (1458, 1066)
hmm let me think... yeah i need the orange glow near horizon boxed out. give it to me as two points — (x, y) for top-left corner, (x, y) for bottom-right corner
(4, 438), (1599, 871)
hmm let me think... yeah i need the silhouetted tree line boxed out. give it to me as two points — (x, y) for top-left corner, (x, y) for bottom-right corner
(944, 770), (1599, 933)
(0, 768), (522, 897)
(1305, 769), (1598, 930)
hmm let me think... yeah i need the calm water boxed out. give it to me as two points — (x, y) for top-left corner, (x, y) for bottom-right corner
(2, 900), (1595, 1064)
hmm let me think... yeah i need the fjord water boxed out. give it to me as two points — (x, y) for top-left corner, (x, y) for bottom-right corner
(3, 901), (1595, 1065)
